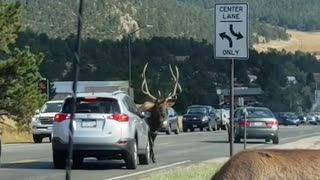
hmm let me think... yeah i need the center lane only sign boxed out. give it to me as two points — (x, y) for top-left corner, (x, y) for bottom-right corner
(215, 3), (249, 60)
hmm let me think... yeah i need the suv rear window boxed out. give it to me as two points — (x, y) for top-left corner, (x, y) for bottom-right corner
(62, 97), (120, 114)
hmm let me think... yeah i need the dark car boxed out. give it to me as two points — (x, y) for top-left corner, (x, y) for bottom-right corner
(182, 105), (217, 132)
(159, 107), (180, 135)
(234, 107), (279, 144)
(274, 112), (300, 126)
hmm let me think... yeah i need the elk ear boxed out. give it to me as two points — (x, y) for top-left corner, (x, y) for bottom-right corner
(138, 101), (155, 112)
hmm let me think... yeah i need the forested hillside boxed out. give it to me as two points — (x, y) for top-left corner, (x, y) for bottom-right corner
(14, 31), (320, 113)
(179, 0), (320, 31)
(12, 0), (289, 44)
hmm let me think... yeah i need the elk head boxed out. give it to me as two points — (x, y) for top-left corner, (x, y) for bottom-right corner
(138, 63), (182, 130)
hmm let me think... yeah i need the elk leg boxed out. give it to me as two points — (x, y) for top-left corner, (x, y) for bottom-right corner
(149, 132), (157, 163)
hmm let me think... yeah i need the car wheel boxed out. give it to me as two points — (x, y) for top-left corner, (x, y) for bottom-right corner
(33, 135), (43, 143)
(72, 156), (84, 169)
(234, 135), (241, 143)
(174, 123), (179, 135)
(199, 127), (204, 131)
(139, 138), (150, 165)
(207, 123), (213, 131)
(183, 127), (188, 132)
(222, 125), (227, 130)
(166, 125), (172, 135)
(125, 139), (138, 169)
(53, 151), (66, 169)
(273, 136), (279, 144)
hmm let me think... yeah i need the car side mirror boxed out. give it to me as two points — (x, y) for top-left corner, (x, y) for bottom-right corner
(35, 109), (40, 114)
(141, 111), (151, 119)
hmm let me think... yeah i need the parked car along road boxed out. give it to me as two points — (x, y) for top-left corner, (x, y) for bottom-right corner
(182, 105), (217, 132)
(52, 91), (151, 169)
(274, 112), (300, 126)
(31, 100), (64, 143)
(159, 107), (179, 135)
(234, 106), (279, 144)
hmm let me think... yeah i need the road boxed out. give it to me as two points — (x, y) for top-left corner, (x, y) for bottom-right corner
(1, 125), (320, 180)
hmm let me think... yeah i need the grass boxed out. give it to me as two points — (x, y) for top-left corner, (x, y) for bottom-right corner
(253, 30), (320, 59)
(140, 162), (222, 180)
(0, 116), (33, 144)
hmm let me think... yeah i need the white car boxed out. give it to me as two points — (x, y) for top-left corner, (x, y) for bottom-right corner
(31, 100), (64, 143)
(52, 91), (151, 169)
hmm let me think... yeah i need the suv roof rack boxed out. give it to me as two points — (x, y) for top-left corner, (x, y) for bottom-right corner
(112, 90), (127, 96)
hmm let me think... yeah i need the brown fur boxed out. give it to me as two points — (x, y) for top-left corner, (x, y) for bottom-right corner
(211, 149), (320, 180)
(138, 63), (182, 163)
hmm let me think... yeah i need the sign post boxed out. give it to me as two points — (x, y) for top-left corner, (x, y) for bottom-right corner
(215, 2), (249, 157)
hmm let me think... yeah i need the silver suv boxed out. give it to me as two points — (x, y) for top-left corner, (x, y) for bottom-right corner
(31, 100), (64, 143)
(52, 91), (151, 169)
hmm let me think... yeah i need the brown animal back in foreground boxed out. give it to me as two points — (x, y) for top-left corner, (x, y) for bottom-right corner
(211, 149), (320, 180)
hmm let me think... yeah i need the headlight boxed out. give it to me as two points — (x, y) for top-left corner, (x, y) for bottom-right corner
(163, 121), (168, 125)
(32, 117), (39, 123)
(202, 116), (209, 122)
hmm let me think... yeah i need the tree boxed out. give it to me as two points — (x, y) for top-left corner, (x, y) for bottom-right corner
(0, 1), (21, 53)
(0, 1), (45, 130)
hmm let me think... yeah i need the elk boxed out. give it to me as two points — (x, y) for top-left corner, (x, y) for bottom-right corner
(138, 63), (182, 163)
(211, 149), (320, 180)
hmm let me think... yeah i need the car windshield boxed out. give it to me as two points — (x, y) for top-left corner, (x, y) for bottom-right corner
(40, 102), (63, 113)
(62, 97), (120, 114)
(285, 113), (298, 118)
(187, 107), (207, 114)
(246, 108), (274, 118)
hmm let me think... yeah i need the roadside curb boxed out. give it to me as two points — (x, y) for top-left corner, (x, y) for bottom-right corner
(202, 135), (320, 165)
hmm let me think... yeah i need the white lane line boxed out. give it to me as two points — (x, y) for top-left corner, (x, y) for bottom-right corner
(104, 160), (191, 180)
(248, 131), (320, 149)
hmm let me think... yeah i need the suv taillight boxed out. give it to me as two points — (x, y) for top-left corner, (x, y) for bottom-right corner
(54, 113), (70, 122)
(111, 113), (129, 122)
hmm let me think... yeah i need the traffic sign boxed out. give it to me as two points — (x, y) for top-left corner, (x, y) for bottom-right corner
(215, 3), (249, 60)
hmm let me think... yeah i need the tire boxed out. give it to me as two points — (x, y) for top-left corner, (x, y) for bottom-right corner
(72, 156), (84, 169)
(212, 122), (218, 131)
(183, 127), (188, 132)
(166, 125), (172, 135)
(207, 122), (213, 131)
(139, 138), (150, 165)
(33, 135), (43, 143)
(273, 136), (279, 144)
(222, 125), (227, 130)
(234, 135), (241, 143)
(125, 140), (138, 169)
(53, 151), (66, 169)
(174, 123), (179, 135)
(199, 127), (204, 131)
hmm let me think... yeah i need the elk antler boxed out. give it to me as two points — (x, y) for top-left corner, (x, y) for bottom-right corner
(141, 63), (157, 100)
(167, 64), (182, 100)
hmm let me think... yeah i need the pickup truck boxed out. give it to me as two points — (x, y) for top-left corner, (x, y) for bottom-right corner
(31, 100), (64, 143)
(216, 108), (230, 130)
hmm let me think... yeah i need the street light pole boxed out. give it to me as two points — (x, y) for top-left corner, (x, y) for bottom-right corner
(127, 25), (153, 96)
(128, 34), (132, 90)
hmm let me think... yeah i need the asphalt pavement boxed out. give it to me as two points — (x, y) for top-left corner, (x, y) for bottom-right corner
(1, 125), (320, 180)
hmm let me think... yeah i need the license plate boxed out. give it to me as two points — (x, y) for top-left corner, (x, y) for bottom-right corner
(192, 124), (197, 127)
(81, 120), (97, 128)
(47, 127), (52, 130)
(251, 122), (264, 126)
